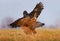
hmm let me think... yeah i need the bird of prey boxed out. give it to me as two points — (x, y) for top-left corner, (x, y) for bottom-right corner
(9, 2), (45, 34)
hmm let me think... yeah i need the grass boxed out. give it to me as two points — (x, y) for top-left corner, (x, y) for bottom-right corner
(0, 28), (60, 41)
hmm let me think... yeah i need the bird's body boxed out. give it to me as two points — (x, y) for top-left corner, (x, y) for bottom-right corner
(10, 2), (45, 34)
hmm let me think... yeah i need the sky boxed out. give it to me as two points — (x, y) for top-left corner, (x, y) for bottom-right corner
(0, 0), (60, 27)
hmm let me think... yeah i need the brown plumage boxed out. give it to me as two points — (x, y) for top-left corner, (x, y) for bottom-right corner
(10, 2), (45, 34)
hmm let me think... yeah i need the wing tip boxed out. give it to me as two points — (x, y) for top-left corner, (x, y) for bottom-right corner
(37, 2), (44, 8)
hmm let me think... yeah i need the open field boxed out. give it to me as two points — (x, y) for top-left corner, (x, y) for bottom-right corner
(0, 28), (60, 41)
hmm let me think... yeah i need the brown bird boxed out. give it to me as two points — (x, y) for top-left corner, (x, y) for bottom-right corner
(9, 2), (45, 34)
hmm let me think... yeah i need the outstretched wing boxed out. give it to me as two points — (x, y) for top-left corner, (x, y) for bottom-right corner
(9, 17), (24, 27)
(9, 2), (44, 28)
(29, 2), (44, 18)
(10, 10), (29, 28)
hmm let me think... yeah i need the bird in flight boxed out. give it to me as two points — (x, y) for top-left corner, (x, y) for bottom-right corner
(10, 2), (45, 34)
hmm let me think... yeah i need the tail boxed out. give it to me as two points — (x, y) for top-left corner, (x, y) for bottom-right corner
(36, 22), (45, 28)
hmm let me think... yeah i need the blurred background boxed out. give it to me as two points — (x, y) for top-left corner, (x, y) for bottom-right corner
(0, 0), (60, 28)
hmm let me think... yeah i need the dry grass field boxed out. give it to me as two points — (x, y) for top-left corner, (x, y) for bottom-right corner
(0, 28), (60, 41)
